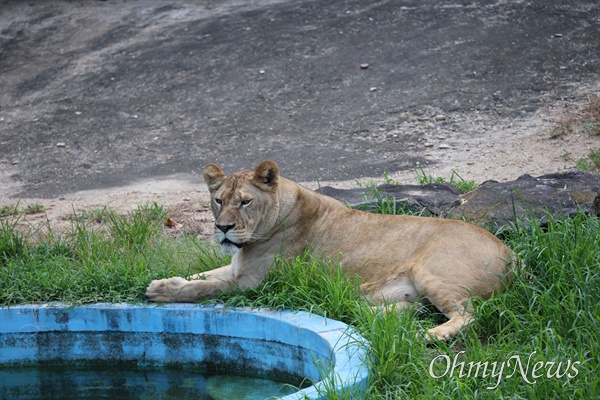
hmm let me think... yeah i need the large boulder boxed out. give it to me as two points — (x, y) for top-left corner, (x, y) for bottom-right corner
(452, 171), (600, 228)
(317, 171), (600, 229)
(317, 183), (461, 216)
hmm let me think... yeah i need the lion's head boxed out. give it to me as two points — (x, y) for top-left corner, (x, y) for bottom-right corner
(203, 160), (281, 255)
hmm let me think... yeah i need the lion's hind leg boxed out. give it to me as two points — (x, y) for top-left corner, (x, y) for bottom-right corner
(410, 272), (477, 340)
(425, 306), (474, 341)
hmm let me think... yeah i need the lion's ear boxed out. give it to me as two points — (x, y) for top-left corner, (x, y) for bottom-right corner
(253, 160), (279, 189)
(204, 163), (225, 192)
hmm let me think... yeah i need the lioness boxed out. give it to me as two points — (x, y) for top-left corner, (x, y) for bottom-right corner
(146, 160), (515, 340)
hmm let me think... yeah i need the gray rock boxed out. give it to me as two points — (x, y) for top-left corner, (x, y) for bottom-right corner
(317, 171), (600, 229)
(452, 171), (600, 228)
(317, 183), (461, 216)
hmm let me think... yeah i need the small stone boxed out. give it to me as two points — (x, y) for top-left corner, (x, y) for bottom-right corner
(360, 63), (369, 69)
(183, 197), (191, 202)
(369, 87), (378, 92)
(12, 160), (20, 165)
(56, 142), (66, 147)
(438, 143), (451, 149)
(424, 142), (434, 148)
(434, 114), (447, 121)
(554, 33), (563, 38)
(75, 111), (82, 115)
(259, 69), (265, 74)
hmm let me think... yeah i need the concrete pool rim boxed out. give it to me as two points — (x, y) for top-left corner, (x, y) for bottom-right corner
(0, 303), (370, 399)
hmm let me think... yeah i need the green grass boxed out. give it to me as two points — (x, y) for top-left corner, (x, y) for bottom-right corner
(0, 203), (228, 304)
(1, 197), (598, 398)
(0, 204), (19, 218)
(23, 203), (45, 215)
(0, 203), (45, 217)
(355, 168), (477, 194)
(415, 167), (477, 193)
(355, 171), (401, 188)
(583, 118), (600, 135)
(77, 206), (112, 223)
(588, 147), (600, 170)
(575, 147), (600, 172)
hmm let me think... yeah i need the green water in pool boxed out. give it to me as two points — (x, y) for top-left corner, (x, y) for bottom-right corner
(0, 365), (308, 400)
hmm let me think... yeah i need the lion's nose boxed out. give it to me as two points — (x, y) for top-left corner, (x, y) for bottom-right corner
(216, 224), (235, 233)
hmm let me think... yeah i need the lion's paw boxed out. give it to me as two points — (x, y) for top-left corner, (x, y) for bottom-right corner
(145, 277), (188, 302)
(424, 327), (452, 342)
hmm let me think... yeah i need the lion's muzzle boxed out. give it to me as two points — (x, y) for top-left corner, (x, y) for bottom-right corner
(216, 223), (235, 233)
(215, 224), (245, 255)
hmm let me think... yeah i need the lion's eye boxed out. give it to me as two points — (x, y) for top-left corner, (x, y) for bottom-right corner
(215, 198), (222, 205)
(241, 199), (252, 206)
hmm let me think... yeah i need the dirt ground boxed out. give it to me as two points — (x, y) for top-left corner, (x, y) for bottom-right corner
(1, 0), (599, 239)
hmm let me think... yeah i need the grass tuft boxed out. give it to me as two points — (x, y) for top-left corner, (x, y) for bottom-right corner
(415, 167), (477, 193)
(23, 203), (45, 215)
(0, 203), (210, 305)
(359, 185), (430, 216)
(216, 251), (362, 322)
(549, 94), (600, 139)
(0, 217), (28, 266)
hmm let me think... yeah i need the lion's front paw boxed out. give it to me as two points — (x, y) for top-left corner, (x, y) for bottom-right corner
(145, 277), (189, 302)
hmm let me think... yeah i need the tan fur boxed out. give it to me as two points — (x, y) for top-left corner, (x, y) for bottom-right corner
(146, 160), (515, 340)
